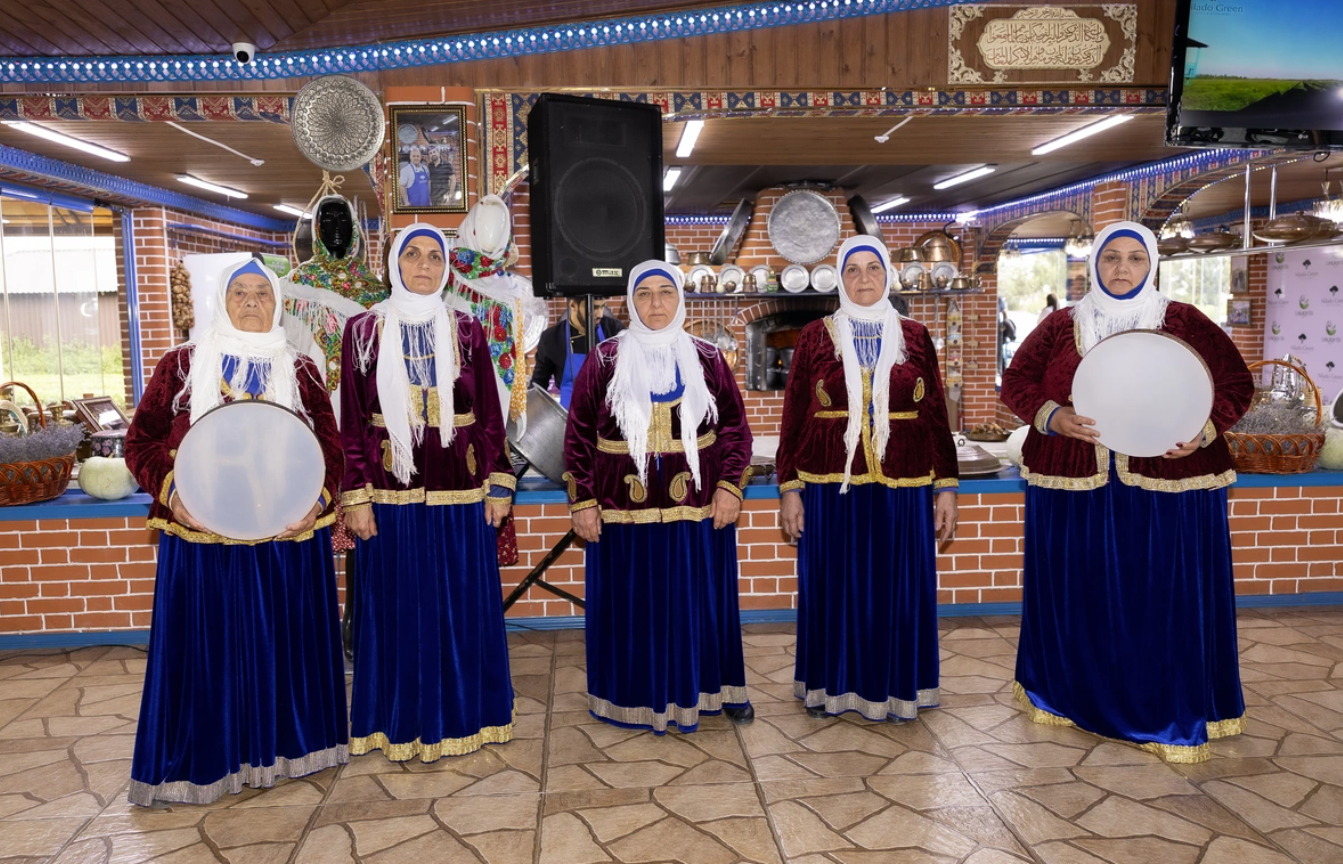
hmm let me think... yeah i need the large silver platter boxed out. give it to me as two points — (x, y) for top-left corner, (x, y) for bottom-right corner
(767, 189), (841, 265)
(291, 75), (386, 172)
(507, 386), (568, 484)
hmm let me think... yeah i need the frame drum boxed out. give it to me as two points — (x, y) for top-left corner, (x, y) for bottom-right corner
(1071, 330), (1213, 459)
(174, 400), (326, 541)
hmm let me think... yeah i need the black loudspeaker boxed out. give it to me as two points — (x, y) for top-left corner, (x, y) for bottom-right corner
(527, 94), (665, 297)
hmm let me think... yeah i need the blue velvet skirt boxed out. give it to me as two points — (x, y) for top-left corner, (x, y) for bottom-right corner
(129, 529), (348, 806)
(794, 483), (940, 720)
(349, 501), (514, 761)
(1015, 471), (1245, 762)
(585, 519), (748, 733)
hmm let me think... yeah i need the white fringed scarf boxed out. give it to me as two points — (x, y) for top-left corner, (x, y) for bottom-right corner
(1073, 221), (1170, 355)
(832, 235), (907, 492)
(607, 261), (717, 491)
(177, 259), (298, 425)
(352, 224), (459, 484)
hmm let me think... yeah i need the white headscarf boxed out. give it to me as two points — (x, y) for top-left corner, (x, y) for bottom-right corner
(1073, 221), (1169, 355)
(832, 235), (907, 492)
(178, 259), (298, 425)
(353, 224), (460, 484)
(607, 261), (718, 491)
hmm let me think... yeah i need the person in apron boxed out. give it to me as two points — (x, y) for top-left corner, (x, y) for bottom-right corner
(531, 297), (624, 408)
(398, 147), (431, 208)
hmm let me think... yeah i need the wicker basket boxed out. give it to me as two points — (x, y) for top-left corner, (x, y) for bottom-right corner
(1224, 360), (1325, 475)
(0, 381), (76, 505)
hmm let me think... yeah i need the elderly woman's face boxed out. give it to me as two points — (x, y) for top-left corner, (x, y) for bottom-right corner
(1096, 236), (1151, 296)
(633, 276), (679, 331)
(225, 274), (275, 333)
(398, 236), (446, 295)
(842, 250), (886, 307)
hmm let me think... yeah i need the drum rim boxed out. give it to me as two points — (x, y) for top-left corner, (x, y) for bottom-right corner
(174, 398), (325, 540)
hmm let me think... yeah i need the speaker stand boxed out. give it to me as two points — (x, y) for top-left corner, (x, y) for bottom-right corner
(501, 529), (586, 611)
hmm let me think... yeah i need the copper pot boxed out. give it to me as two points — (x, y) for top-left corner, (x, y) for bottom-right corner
(1187, 228), (1239, 253)
(683, 250), (712, 266)
(916, 229), (962, 265)
(1253, 212), (1335, 245)
(897, 246), (925, 264)
(1157, 236), (1190, 256)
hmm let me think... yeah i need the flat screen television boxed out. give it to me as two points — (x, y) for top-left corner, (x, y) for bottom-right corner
(1167, 0), (1343, 150)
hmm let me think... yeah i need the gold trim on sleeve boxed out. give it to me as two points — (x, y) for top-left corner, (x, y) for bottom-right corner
(569, 499), (599, 513)
(159, 470), (175, 507)
(561, 471), (579, 501)
(934, 478), (959, 491)
(1033, 400), (1062, 435)
(596, 430), (717, 454)
(488, 472), (517, 491)
(780, 479), (804, 493)
(341, 485), (373, 508)
(1200, 418), (1217, 448)
(716, 480), (743, 500)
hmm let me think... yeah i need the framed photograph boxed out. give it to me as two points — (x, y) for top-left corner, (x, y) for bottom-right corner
(73, 396), (128, 431)
(390, 106), (467, 214)
(1230, 255), (1249, 294)
(1227, 298), (1253, 327)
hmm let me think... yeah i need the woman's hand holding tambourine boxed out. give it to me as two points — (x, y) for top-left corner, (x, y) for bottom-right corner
(276, 502), (322, 540)
(1047, 406), (1101, 442)
(170, 493), (208, 533)
(1163, 439), (1201, 460)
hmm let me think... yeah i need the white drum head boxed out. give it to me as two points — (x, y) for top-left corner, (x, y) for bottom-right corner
(174, 400), (326, 541)
(1072, 330), (1213, 459)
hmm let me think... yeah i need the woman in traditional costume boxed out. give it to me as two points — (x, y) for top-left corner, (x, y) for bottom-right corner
(1001, 221), (1253, 762)
(777, 235), (958, 722)
(125, 260), (346, 806)
(564, 261), (754, 732)
(341, 224), (516, 761)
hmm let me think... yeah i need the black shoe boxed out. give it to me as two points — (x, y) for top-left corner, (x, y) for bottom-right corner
(723, 703), (755, 725)
(806, 704), (827, 719)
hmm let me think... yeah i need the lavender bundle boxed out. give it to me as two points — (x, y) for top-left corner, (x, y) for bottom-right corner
(1229, 403), (1318, 436)
(0, 423), (87, 464)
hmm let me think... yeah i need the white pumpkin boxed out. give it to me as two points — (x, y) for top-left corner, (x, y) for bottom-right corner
(1319, 427), (1343, 471)
(78, 457), (139, 500)
(1005, 424), (1030, 468)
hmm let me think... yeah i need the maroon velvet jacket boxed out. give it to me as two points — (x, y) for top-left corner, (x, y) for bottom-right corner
(339, 309), (514, 510)
(999, 302), (1254, 492)
(562, 339), (753, 523)
(124, 347), (342, 544)
(776, 317), (959, 493)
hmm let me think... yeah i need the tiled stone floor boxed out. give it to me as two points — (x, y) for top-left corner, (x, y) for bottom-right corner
(1, 605), (1342, 863)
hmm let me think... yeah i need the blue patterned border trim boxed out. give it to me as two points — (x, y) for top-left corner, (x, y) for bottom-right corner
(0, 144), (289, 231)
(1, 0), (979, 84)
(0, 95), (291, 123)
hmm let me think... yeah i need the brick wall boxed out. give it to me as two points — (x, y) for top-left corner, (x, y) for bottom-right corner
(4, 483), (1340, 633)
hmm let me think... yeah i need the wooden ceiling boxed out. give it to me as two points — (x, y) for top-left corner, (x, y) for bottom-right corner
(1180, 154), (1343, 224)
(0, 0), (737, 56)
(663, 113), (1190, 213)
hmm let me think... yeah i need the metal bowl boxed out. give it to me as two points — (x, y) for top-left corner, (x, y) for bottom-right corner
(897, 246), (925, 264)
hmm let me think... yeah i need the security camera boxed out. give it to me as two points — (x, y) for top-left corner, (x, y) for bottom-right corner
(232, 42), (257, 65)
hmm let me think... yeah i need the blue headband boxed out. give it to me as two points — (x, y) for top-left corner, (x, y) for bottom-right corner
(1095, 229), (1151, 300)
(842, 243), (886, 272)
(634, 267), (680, 291)
(401, 227), (445, 255)
(230, 259), (270, 283)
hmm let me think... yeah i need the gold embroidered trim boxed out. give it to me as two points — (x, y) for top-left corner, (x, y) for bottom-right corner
(815, 379), (833, 407)
(934, 478), (960, 490)
(343, 502), (372, 514)
(600, 504), (714, 524)
(350, 716), (515, 762)
(649, 397), (680, 453)
(570, 499), (599, 513)
(914, 377), (925, 402)
(1034, 400), (1062, 435)
(159, 470), (175, 508)
(588, 687), (750, 733)
(1012, 681), (1242, 764)
(1200, 418), (1217, 448)
(717, 480), (744, 500)
(739, 465), (754, 489)
(370, 408), (475, 428)
(367, 484), (491, 506)
(780, 480), (804, 493)
(466, 443), (477, 476)
(670, 471), (692, 503)
(1020, 443), (1111, 491)
(380, 440), (394, 471)
(1114, 452), (1236, 493)
(488, 472), (517, 491)
(596, 430), (717, 454)
(796, 470), (936, 489)
(794, 681), (939, 721)
(813, 410), (919, 420)
(823, 316), (841, 353)
(561, 470), (578, 501)
(624, 474), (648, 503)
(341, 486), (372, 507)
(148, 511), (337, 546)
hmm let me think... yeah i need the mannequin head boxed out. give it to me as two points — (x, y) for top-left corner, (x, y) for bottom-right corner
(317, 199), (354, 259)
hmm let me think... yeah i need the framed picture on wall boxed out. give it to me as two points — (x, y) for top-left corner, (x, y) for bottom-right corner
(390, 105), (467, 215)
(1227, 298), (1253, 327)
(1230, 255), (1249, 294)
(72, 396), (129, 432)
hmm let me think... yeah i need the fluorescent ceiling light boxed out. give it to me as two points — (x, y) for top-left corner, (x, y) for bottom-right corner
(274, 204), (312, 219)
(1, 121), (129, 163)
(663, 167), (683, 191)
(1031, 115), (1133, 156)
(933, 166), (995, 190)
(177, 175), (247, 199)
(870, 196), (909, 213)
(675, 120), (704, 158)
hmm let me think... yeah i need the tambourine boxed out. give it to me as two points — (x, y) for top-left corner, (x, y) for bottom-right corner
(173, 400), (326, 541)
(1072, 330), (1213, 459)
